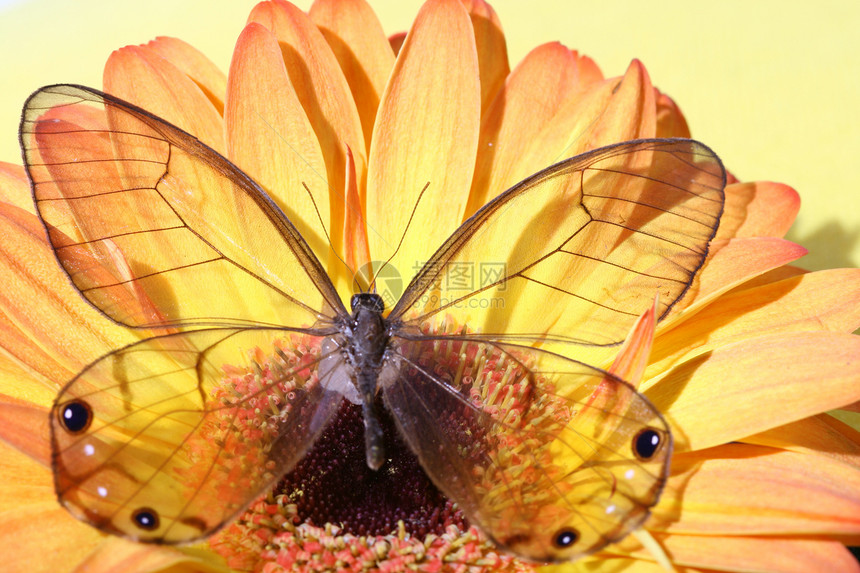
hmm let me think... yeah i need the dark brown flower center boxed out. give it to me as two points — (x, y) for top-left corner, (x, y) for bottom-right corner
(273, 398), (467, 537)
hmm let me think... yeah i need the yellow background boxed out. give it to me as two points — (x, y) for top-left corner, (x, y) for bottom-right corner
(0, 0), (857, 271)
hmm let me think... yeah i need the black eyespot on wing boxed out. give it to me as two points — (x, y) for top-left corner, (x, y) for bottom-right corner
(633, 428), (663, 460)
(58, 400), (92, 434)
(554, 528), (578, 548)
(132, 507), (160, 531)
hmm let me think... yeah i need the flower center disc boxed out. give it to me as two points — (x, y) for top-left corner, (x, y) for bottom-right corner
(275, 398), (466, 537)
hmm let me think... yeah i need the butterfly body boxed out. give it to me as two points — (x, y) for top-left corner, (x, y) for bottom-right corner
(340, 292), (390, 469)
(20, 84), (726, 561)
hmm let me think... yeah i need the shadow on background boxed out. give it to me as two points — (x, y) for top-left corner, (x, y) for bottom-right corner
(787, 217), (860, 271)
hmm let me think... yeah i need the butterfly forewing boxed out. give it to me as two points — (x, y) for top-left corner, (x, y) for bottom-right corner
(50, 328), (346, 543)
(20, 84), (346, 330)
(390, 139), (725, 354)
(382, 338), (671, 562)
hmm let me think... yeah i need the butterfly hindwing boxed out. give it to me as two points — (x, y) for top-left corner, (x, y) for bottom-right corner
(20, 84), (345, 330)
(50, 327), (345, 543)
(382, 338), (671, 562)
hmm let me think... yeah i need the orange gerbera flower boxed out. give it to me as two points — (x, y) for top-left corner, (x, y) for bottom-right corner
(1, 1), (859, 572)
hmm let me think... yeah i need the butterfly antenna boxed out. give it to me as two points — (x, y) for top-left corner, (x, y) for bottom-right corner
(370, 181), (431, 291)
(301, 181), (353, 277)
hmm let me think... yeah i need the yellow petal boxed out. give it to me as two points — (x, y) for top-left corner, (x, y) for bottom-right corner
(461, 0), (510, 114)
(103, 45), (225, 154)
(0, 357), (55, 409)
(224, 22), (334, 281)
(650, 269), (860, 376)
(549, 556), (667, 573)
(0, 444), (103, 573)
(468, 42), (603, 214)
(655, 444), (860, 537)
(745, 413), (860, 469)
(509, 59), (656, 195)
(143, 36), (228, 114)
(678, 237), (807, 310)
(249, 0), (367, 282)
(367, 0), (480, 278)
(649, 332), (860, 451)
(74, 537), (227, 573)
(309, 0), (395, 152)
(717, 181), (801, 240)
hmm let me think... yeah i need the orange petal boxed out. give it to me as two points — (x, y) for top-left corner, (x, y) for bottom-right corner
(224, 23), (336, 280)
(249, 0), (367, 278)
(581, 60), (656, 144)
(467, 42), (603, 215)
(654, 90), (690, 138)
(388, 31), (406, 54)
(0, 440), (52, 509)
(342, 145), (370, 274)
(0, 356), (55, 410)
(512, 59), (656, 184)
(0, 506), (105, 573)
(0, 443), (104, 573)
(678, 237), (808, 310)
(103, 45), (225, 154)
(0, 162), (34, 214)
(0, 203), (133, 399)
(745, 413), (860, 470)
(623, 533), (860, 573)
(650, 269), (860, 376)
(461, 0), (509, 114)
(654, 444), (860, 538)
(366, 0), (480, 277)
(143, 36), (228, 114)
(74, 537), (226, 573)
(608, 299), (657, 388)
(649, 332), (860, 451)
(717, 181), (801, 240)
(309, 0), (395, 153)
(0, 398), (50, 466)
(578, 556), (668, 572)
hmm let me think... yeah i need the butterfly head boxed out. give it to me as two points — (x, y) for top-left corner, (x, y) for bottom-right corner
(350, 292), (385, 314)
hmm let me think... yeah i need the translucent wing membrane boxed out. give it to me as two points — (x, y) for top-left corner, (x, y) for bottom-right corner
(50, 328), (345, 543)
(390, 139), (725, 349)
(22, 83), (706, 560)
(20, 85), (345, 329)
(382, 337), (671, 562)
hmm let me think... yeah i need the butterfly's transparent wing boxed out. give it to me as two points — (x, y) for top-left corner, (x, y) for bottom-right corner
(51, 327), (345, 543)
(20, 84), (346, 329)
(382, 339), (671, 562)
(20, 85), (352, 543)
(381, 140), (722, 559)
(389, 139), (726, 351)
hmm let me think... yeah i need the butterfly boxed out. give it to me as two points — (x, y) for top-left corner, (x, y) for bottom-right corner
(20, 84), (725, 562)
